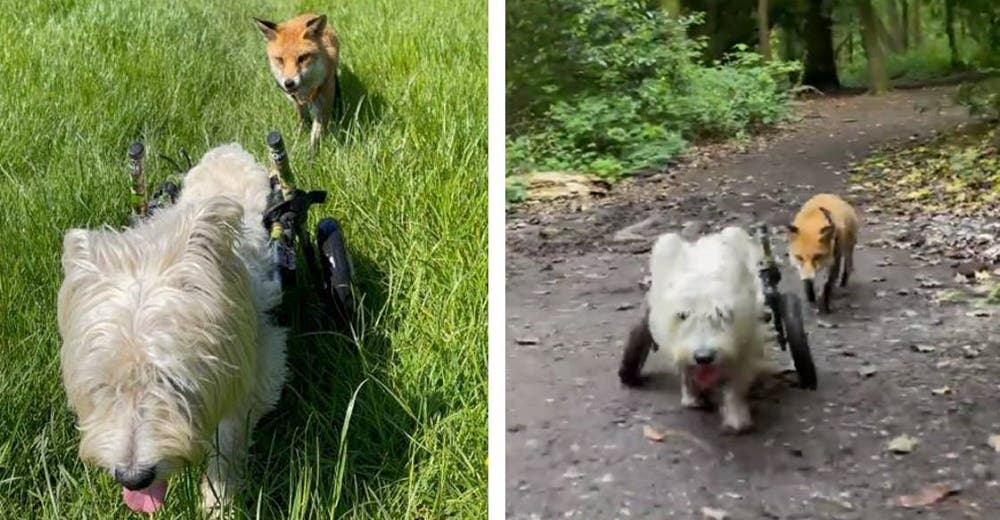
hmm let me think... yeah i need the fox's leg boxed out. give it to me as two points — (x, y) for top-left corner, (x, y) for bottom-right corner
(295, 101), (312, 132)
(821, 251), (841, 313)
(310, 112), (327, 150)
(840, 242), (854, 287)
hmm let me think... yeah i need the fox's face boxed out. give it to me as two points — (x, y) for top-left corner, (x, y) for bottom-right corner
(786, 225), (835, 281)
(254, 15), (329, 96)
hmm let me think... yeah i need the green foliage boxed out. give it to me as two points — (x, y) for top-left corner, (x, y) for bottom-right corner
(956, 77), (1000, 121)
(506, 0), (799, 179)
(0, 0), (485, 517)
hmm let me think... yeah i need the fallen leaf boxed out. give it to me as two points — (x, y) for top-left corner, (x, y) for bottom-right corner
(522, 171), (611, 201)
(642, 425), (713, 452)
(988, 434), (1000, 452)
(701, 506), (729, 520)
(896, 483), (960, 507)
(888, 434), (918, 453)
(643, 425), (666, 442)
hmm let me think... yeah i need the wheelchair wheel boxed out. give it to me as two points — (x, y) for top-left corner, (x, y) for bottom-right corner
(316, 217), (353, 325)
(779, 293), (817, 389)
(618, 312), (654, 387)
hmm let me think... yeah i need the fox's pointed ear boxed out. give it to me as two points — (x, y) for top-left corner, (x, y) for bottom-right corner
(786, 224), (798, 234)
(820, 224), (835, 242)
(304, 14), (327, 39)
(819, 206), (834, 224)
(253, 18), (278, 40)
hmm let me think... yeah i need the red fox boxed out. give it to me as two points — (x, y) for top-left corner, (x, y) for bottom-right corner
(787, 194), (859, 313)
(254, 14), (342, 150)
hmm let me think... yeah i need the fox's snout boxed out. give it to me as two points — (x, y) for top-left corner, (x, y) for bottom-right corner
(281, 77), (300, 92)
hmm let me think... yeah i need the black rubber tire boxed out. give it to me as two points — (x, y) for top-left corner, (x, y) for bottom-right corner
(316, 218), (353, 324)
(780, 293), (817, 389)
(618, 312), (654, 387)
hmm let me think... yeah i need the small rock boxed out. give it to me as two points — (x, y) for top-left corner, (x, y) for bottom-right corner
(888, 434), (918, 454)
(859, 365), (878, 378)
(973, 463), (993, 480)
(701, 507), (729, 520)
(911, 344), (936, 353)
(962, 345), (980, 358)
(516, 337), (540, 345)
(539, 227), (559, 239)
(616, 302), (636, 311)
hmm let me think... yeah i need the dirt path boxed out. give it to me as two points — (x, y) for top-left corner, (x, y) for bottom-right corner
(506, 86), (1000, 520)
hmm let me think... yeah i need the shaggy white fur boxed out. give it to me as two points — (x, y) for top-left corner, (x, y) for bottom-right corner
(57, 144), (287, 514)
(646, 226), (767, 432)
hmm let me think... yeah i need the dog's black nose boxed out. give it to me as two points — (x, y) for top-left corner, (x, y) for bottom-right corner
(115, 466), (156, 491)
(283, 79), (296, 89)
(693, 348), (716, 365)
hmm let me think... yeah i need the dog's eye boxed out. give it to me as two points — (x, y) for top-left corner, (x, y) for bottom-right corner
(794, 255), (803, 262)
(297, 54), (312, 64)
(274, 57), (284, 66)
(676, 312), (688, 321)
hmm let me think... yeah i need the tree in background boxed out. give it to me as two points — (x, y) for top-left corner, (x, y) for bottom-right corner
(857, 0), (891, 93)
(802, 0), (841, 89)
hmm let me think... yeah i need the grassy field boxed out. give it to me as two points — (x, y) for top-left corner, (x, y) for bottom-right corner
(0, 0), (486, 518)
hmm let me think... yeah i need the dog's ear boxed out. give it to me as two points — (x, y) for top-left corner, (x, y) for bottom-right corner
(304, 14), (327, 39)
(786, 224), (798, 234)
(253, 17), (278, 40)
(179, 197), (243, 278)
(61, 229), (90, 274)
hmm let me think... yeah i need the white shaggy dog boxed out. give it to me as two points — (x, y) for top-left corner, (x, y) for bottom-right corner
(57, 144), (287, 514)
(646, 226), (767, 432)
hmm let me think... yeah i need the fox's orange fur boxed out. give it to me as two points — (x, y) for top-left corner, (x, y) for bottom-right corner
(254, 14), (341, 149)
(787, 193), (859, 313)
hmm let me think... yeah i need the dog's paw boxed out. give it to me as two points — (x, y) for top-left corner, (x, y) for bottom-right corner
(721, 399), (753, 433)
(680, 393), (705, 409)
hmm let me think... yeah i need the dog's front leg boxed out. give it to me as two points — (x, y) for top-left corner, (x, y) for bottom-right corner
(201, 417), (250, 516)
(720, 378), (753, 433)
(679, 370), (705, 409)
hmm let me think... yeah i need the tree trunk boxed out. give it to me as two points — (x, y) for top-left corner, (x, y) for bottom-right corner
(911, 0), (922, 45)
(945, 0), (960, 68)
(847, 25), (854, 63)
(802, 0), (840, 90)
(758, 0), (771, 60)
(886, 0), (904, 49)
(858, 0), (890, 94)
(873, 4), (902, 53)
(900, 0), (909, 50)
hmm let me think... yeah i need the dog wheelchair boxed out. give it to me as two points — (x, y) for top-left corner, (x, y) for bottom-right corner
(124, 131), (353, 329)
(618, 224), (817, 390)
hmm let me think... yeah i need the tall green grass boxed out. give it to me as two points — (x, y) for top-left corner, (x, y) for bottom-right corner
(0, 0), (486, 517)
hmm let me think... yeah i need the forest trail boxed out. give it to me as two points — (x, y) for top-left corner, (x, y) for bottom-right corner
(506, 85), (1000, 520)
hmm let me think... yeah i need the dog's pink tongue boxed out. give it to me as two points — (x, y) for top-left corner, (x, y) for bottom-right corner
(693, 366), (722, 389)
(122, 481), (167, 514)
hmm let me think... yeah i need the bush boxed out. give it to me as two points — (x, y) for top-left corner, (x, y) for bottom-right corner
(956, 77), (1000, 121)
(506, 0), (799, 179)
